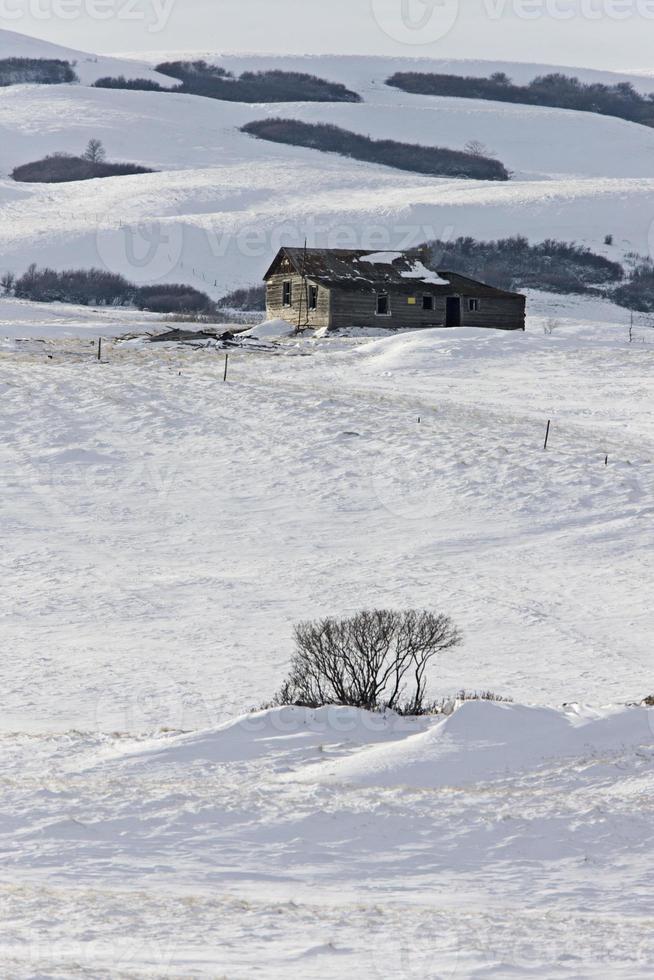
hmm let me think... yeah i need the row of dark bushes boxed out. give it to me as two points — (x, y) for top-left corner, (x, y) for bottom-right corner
(388, 71), (654, 128)
(241, 118), (510, 180)
(420, 236), (654, 310)
(94, 75), (164, 92)
(0, 58), (77, 87)
(11, 153), (154, 184)
(4, 265), (213, 313)
(95, 61), (362, 103)
(218, 284), (267, 311)
(419, 236), (624, 294)
(612, 261), (654, 312)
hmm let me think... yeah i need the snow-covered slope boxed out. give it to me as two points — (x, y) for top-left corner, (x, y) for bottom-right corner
(0, 37), (653, 296)
(0, 27), (175, 86)
(0, 80), (653, 296)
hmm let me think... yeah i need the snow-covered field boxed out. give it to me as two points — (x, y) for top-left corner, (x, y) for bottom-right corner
(2, 305), (653, 976)
(1, 28), (653, 979)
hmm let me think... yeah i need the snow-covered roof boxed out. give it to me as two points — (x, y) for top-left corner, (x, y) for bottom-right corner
(264, 248), (521, 297)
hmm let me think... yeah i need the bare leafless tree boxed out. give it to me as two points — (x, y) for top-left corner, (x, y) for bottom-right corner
(275, 609), (461, 713)
(464, 139), (493, 159)
(83, 138), (106, 165)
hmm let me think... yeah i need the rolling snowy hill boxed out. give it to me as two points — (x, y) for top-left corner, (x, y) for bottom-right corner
(1, 31), (654, 298)
(1, 28), (653, 980)
(0, 27), (175, 86)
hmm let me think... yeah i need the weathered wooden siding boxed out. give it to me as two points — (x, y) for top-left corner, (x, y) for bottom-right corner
(329, 289), (445, 330)
(460, 294), (526, 331)
(265, 277), (526, 332)
(329, 289), (525, 331)
(266, 273), (331, 330)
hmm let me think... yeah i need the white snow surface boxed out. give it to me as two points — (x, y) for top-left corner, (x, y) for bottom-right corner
(2, 307), (654, 976)
(1, 32), (653, 979)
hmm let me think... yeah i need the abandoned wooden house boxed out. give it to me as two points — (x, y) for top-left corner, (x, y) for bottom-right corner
(264, 247), (526, 332)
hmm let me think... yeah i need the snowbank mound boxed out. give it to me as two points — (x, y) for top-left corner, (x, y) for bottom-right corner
(297, 700), (654, 789)
(339, 326), (524, 375)
(241, 318), (296, 340)
(101, 701), (653, 786)
(113, 705), (422, 769)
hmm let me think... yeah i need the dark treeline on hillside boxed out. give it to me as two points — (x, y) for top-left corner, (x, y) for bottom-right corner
(218, 284), (266, 311)
(0, 58), (78, 86)
(241, 118), (510, 180)
(95, 75), (165, 92)
(157, 61), (362, 102)
(388, 71), (654, 128)
(613, 260), (654, 312)
(12, 153), (154, 183)
(419, 237), (623, 294)
(7, 265), (213, 313)
(95, 61), (362, 103)
(135, 283), (214, 314)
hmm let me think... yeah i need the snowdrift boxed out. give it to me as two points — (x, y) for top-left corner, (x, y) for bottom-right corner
(103, 701), (653, 790)
(296, 700), (654, 789)
(108, 705), (424, 769)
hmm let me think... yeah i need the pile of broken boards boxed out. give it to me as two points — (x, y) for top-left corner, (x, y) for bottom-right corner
(148, 327), (277, 352)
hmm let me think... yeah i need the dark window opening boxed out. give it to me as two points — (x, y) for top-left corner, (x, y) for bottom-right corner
(376, 293), (390, 316)
(422, 295), (434, 311)
(308, 285), (318, 311)
(283, 281), (292, 306)
(468, 298), (480, 312)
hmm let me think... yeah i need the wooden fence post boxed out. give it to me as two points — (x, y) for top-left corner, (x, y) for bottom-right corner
(223, 353), (229, 382)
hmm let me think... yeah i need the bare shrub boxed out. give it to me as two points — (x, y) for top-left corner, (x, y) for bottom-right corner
(398, 689), (513, 716)
(464, 139), (494, 158)
(274, 609), (461, 714)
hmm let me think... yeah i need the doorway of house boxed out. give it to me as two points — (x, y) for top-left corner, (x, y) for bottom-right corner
(445, 296), (461, 327)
